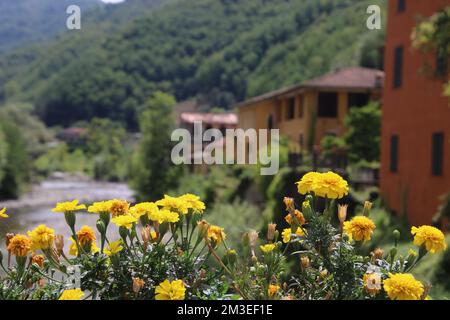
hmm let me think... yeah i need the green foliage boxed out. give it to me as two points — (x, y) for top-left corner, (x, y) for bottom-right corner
(0, 120), (30, 199)
(344, 102), (381, 164)
(131, 92), (181, 201)
(206, 201), (262, 252)
(85, 118), (129, 181)
(0, 0), (386, 128)
(34, 143), (89, 176)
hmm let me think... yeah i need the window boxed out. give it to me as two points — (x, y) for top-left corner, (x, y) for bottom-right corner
(286, 98), (296, 120)
(298, 96), (304, 118)
(432, 132), (444, 176)
(393, 46), (403, 88)
(390, 135), (399, 173)
(436, 51), (448, 77)
(348, 93), (369, 109)
(397, 0), (405, 13)
(267, 115), (274, 130)
(318, 92), (338, 118)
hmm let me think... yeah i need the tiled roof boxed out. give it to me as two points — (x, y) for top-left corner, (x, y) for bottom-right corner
(237, 67), (384, 108)
(180, 112), (238, 126)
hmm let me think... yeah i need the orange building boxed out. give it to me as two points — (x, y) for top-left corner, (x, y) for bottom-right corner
(237, 67), (383, 152)
(380, 0), (450, 225)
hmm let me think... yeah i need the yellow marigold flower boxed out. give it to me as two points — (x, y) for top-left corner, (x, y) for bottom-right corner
(284, 210), (305, 226)
(312, 172), (349, 199)
(52, 200), (86, 213)
(343, 216), (376, 242)
(104, 240), (124, 256)
(179, 194), (205, 214)
(296, 172), (321, 195)
(156, 195), (189, 214)
(130, 202), (159, 219)
(411, 225), (447, 254)
(155, 279), (186, 300)
(281, 228), (305, 243)
(260, 244), (276, 253)
(7, 234), (32, 257)
(383, 273), (424, 300)
(27, 224), (55, 251)
(207, 225), (226, 244)
(77, 225), (96, 246)
(0, 207), (8, 218)
(109, 199), (130, 217)
(87, 201), (113, 214)
(59, 288), (85, 300)
(268, 284), (280, 298)
(158, 209), (180, 223)
(68, 237), (99, 256)
(112, 215), (138, 229)
(31, 254), (45, 268)
(363, 273), (382, 295)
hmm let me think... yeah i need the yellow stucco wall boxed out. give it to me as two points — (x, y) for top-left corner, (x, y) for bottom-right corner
(238, 88), (380, 152)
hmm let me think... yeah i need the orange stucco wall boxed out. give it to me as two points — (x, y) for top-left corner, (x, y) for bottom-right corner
(380, 0), (450, 225)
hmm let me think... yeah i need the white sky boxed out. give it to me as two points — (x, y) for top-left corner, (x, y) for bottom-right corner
(101, 0), (126, 4)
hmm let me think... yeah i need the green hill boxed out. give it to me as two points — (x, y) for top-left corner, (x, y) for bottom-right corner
(0, 0), (100, 53)
(0, 0), (386, 129)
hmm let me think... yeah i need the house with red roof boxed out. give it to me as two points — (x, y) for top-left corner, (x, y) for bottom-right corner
(236, 66), (384, 152)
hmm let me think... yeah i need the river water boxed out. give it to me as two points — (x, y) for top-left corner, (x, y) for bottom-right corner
(0, 179), (134, 255)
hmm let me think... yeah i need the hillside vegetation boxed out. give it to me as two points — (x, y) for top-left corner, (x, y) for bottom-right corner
(0, 0), (386, 129)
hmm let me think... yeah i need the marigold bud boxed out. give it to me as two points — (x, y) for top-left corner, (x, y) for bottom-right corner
(363, 201), (373, 216)
(301, 256), (310, 269)
(283, 197), (295, 212)
(197, 220), (210, 240)
(55, 235), (64, 254)
(132, 277), (145, 295)
(141, 226), (150, 251)
(319, 269), (328, 279)
(267, 223), (277, 242)
(371, 248), (384, 260)
(31, 254), (45, 268)
(338, 204), (348, 225)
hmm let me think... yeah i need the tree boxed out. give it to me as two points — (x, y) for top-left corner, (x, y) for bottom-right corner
(344, 102), (381, 164)
(0, 120), (30, 199)
(131, 91), (181, 201)
(86, 118), (128, 182)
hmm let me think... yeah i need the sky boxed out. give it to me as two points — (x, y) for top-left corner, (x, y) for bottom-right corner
(101, 0), (126, 4)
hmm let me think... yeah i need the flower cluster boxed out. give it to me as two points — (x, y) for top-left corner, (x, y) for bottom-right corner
(0, 172), (446, 300)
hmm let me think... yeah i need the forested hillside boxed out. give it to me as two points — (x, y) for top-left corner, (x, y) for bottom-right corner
(0, 0), (99, 53)
(0, 0), (386, 129)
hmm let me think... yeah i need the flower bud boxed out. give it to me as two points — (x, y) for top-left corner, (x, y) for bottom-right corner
(223, 249), (237, 266)
(363, 201), (373, 216)
(319, 269), (328, 279)
(141, 225), (150, 252)
(393, 229), (401, 241)
(197, 220), (210, 241)
(132, 277), (145, 295)
(338, 204), (348, 225)
(283, 197), (295, 212)
(55, 235), (64, 255)
(32, 254), (45, 268)
(267, 223), (277, 242)
(371, 248), (384, 260)
(301, 256), (310, 269)
(119, 226), (128, 242)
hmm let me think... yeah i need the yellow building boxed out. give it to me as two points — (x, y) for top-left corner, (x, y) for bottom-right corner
(237, 67), (384, 152)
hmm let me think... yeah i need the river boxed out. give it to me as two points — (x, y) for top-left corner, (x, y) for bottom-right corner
(0, 178), (134, 255)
